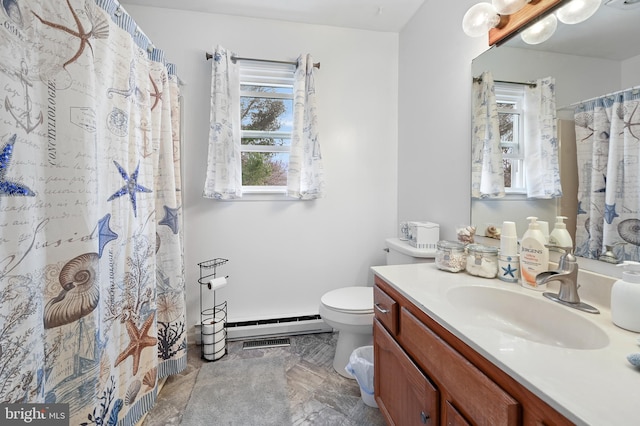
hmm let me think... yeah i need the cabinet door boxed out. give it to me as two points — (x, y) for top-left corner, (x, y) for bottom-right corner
(374, 320), (439, 426)
(443, 400), (471, 426)
(400, 308), (520, 426)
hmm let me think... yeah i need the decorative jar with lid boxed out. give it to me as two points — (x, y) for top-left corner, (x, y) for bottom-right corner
(435, 240), (466, 273)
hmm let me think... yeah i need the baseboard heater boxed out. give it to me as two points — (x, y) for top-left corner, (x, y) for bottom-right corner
(225, 314), (332, 341)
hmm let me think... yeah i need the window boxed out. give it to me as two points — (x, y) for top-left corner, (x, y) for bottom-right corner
(239, 61), (295, 194)
(495, 83), (526, 194)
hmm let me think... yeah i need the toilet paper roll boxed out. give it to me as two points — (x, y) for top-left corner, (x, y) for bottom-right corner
(202, 318), (226, 360)
(208, 276), (228, 291)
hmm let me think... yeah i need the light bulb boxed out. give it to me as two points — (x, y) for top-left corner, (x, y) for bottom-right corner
(556, 0), (602, 24)
(462, 3), (501, 37)
(520, 13), (558, 44)
(492, 0), (530, 14)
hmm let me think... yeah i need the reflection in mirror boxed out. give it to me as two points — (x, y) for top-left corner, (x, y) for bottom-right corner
(471, 2), (640, 266)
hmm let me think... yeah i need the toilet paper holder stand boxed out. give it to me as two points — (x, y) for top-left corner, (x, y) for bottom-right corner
(198, 258), (229, 361)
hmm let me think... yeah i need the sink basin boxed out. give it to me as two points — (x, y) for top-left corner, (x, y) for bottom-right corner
(447, 286), (609, 350)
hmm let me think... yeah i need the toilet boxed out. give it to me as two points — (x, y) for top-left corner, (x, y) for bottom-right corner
(319, 237), (434, 378)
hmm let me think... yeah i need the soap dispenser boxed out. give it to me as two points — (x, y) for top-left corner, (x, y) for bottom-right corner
(611, 261), (640, 332)
(549, 216), (573, 251)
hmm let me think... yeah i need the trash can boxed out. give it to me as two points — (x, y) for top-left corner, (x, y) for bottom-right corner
(345, 345), (378, 408)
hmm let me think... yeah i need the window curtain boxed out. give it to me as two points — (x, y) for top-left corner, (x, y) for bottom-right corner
(0, 1), (185, 425)
(524, 76), (562, 199)
(471, 71), (504, 198)
(574, 89), (640, 262)
(287, 54), (325, 199)
(203, 45), (242, 199)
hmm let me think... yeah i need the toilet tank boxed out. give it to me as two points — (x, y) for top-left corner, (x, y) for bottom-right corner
(385, 238), (436, 265)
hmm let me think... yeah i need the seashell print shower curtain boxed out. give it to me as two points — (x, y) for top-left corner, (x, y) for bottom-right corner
(574, 89), (640, 262)
(0, 1), (185, 425)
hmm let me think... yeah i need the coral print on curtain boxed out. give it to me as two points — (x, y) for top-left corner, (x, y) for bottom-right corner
(0, 1), (185, 425)
(574, 89), (640, 262)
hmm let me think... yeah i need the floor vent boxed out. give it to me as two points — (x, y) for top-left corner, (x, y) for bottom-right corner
(242, 337), (291, 350)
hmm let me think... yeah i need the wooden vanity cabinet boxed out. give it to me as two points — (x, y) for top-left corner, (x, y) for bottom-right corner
(373, 276), (574, 426)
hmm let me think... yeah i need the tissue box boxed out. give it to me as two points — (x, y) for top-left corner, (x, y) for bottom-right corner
(408, 221), (439, 251)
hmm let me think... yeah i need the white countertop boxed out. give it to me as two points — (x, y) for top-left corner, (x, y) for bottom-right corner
(371, 263), (640, 426)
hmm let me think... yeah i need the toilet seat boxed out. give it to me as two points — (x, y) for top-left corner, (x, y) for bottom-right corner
(320, 286), (373, 314)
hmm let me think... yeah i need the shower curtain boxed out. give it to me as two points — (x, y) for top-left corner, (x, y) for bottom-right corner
(0, 1), (185, 425)
(574, 89), (640, 262)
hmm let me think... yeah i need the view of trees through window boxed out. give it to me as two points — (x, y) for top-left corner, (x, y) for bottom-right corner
(240, 84), (293, 187)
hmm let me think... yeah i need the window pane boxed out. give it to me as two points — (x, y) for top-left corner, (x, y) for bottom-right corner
(241, 95), (293, 133)
(498, 112), (515, 143)
(241, 152), (289, 186)
(242, 137), (291, 147)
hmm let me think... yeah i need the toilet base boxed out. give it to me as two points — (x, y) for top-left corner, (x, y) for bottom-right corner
(333, 329), (373, 378)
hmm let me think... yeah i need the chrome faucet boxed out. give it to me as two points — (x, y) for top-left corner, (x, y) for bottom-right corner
(537, 246), (600, 314)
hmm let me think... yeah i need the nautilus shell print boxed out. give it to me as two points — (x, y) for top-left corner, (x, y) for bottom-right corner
(618, 219), (640, 246)
(44, 252), (100, 329)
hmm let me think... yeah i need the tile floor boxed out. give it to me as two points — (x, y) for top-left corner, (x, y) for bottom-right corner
(141, 332), (386, 426)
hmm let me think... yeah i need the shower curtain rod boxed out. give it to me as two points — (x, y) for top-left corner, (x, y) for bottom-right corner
(558, 85), (640, 110)
(473, 76), (536, 87)
(205, 52), (320, 69)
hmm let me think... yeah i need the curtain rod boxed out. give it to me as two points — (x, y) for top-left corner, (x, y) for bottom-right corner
(473, 76), (536, 87)
(558, 85), (640, 110)
(205, 52), (320, 69)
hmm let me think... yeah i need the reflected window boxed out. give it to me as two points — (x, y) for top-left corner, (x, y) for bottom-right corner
(496, 83), (526, 193)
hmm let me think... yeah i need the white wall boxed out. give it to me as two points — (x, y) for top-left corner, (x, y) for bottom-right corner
(123, 5), (399, 326)
(397, 0), (487, 241)
(622, 53), (640, 88)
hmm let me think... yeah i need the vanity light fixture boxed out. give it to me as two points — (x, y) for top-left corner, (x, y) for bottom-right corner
(463, 0), (603, 46)
(556, 0), (602, 24)
(520, 13), (558, 43)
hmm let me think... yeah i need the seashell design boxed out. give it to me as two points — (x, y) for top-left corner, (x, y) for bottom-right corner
(619, 219), (640, 246)
(485, 225), (501, 239)
(156, 291), (184, 323)
(125, 379), (141, 405)
(143, 367), (157, 389)
(44, 252), (100, 329)
(84, 0), (110, 40)
(2, 0), (22, 26)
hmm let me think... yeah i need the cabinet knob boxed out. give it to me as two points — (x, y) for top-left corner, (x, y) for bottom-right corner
(374, 303), (390, 314)
(420, 411), (430, 424)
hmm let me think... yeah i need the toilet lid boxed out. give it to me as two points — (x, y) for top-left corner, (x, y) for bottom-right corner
(321, 286), (373, 313)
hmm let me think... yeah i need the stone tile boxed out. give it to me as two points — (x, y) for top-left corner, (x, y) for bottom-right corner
(141, 332), (386, 426)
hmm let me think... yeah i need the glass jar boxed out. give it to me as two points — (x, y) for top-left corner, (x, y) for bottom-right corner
(465, 244), (499, 278)
(435, 240), (467, 273)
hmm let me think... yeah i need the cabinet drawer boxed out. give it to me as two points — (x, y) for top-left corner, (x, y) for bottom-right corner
(374, 285), (398, 335)
(374, 320), (439, 426)
(400, 307), (520, 426)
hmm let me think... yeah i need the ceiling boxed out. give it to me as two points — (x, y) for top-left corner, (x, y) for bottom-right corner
(121, 1), (640, 60)
(120, 0), (427, 32)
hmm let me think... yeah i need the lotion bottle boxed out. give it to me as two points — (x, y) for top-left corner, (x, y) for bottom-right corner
(549, 216), (573, 251)
(519, 216), (549, 291)
(611, 261), (640, 332)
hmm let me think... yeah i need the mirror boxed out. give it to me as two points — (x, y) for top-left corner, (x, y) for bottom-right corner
(471, 2), (640, 265)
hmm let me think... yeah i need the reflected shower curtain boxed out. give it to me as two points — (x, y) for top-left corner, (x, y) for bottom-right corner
(0, 1), (185, 425)
(574, 89), (640, 262)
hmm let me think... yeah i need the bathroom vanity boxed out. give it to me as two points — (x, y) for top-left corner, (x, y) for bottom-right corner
(372, 263), (639, 425)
